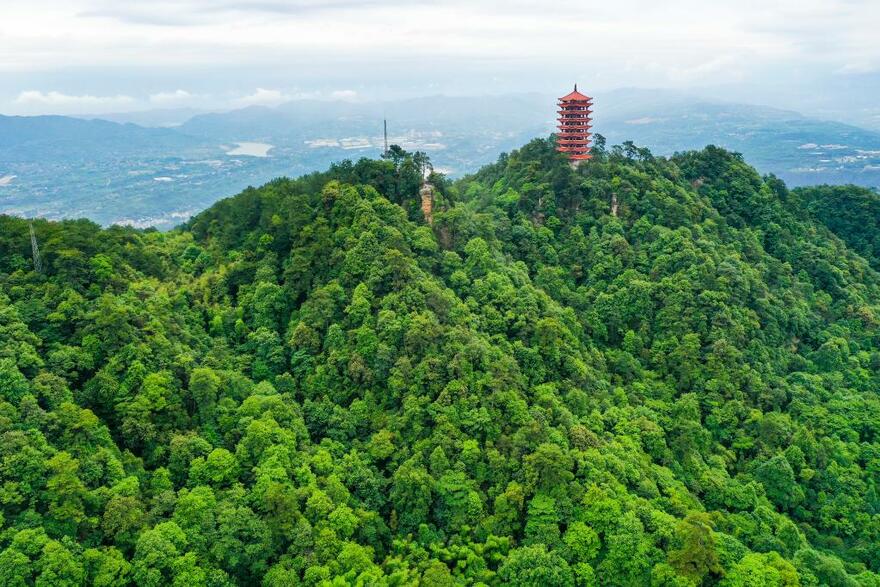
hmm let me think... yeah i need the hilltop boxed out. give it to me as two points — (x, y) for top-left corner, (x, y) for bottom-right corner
(0, 140), (878, 585)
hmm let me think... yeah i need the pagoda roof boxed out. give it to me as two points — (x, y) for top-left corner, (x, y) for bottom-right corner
(559, 84), (592, 101)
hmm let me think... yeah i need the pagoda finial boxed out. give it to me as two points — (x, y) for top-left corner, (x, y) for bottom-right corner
(574, 83), (577, 91)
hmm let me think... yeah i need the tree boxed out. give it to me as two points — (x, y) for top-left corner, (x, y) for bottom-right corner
(755, 455), (804, 511)
(119, 371), (185, 453)
(390, 459), (433, 533)
(720, 552), (798, 587)
(83, 547), (132, 587)
(524, 493), (560, 546)
(668, 513), (721, 583)
(102, 495), (147, 550)
(422, 560), (455, 587)
(524, 443), (574, 492)
(498, 545), (575, 587)
(0, 358), (30, 404)
(190, 448), (238, 487)
(45, 452), (88, 534)
(132, 522), (188, 587)
(563, 521), (600, 563)
(597, 511), (652, 585)
(35, 540), (86, 587)
(187, 368), (220, 426)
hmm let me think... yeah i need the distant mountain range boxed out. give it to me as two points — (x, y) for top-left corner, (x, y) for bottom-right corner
(596, 89), (880, 187)
(2, 89), (879, 228)
(0, 115), (202, 161)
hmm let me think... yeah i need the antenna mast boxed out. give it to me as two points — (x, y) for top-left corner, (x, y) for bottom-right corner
(383, 118), (389, 156)
(29, 222), (42, 273)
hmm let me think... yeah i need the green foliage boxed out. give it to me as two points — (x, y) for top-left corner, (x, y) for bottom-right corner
(0, 140), (878, 584)
(498, 545), (575, 586)
(796, 184), (880, 270)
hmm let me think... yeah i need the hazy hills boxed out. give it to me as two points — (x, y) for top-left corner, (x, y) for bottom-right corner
(0, 114), (203, 161)
(1, 89), (879, 228)
(597, 89), (880, 187)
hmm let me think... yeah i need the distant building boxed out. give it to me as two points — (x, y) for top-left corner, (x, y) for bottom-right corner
(557, 85), (593, 162)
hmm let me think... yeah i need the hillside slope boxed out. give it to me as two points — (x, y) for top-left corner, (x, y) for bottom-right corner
(0, 141), (878, 585)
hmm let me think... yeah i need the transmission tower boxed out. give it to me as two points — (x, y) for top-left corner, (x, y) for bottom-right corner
(29, 222), (42, 273)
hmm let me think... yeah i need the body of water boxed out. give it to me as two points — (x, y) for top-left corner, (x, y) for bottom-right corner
(226, 142), (273, 157)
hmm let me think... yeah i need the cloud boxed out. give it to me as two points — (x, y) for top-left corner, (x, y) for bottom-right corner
(15, 90), (135, 109)
(3, 0), (880, 118)
(329, 89), (358, 101)
(78, 0), (407, 26)
(77, 7), (202, 26)
(836, 62), (878, 75)
(233, 88), (289, 107)
(664, 56), (744, 84)
(149, 89), (197, 106)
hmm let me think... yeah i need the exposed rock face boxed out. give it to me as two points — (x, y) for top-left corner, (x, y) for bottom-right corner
(420, 182), (434, 225)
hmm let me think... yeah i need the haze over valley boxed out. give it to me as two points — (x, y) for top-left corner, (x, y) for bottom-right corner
(3, 90), (880, 228)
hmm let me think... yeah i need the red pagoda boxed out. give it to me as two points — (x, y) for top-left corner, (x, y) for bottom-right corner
(556, 84), (593, 162)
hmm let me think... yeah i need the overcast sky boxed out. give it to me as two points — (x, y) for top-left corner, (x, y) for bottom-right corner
(2, 0), (879, 122)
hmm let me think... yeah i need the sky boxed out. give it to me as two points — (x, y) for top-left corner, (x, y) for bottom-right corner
(2, 0), (879, 125)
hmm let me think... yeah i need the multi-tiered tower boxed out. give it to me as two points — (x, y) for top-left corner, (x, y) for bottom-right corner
(556, 85), (593, 162)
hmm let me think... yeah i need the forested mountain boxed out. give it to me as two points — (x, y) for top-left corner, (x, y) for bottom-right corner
(0, 138), (879, 586)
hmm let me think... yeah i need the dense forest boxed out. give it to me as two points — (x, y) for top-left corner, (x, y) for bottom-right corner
(0, 137), (879, 586)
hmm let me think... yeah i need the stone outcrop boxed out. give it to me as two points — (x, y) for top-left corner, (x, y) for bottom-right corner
(420, 182), (434, 225)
